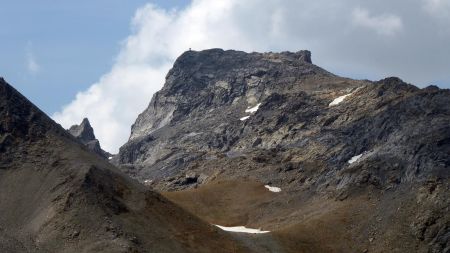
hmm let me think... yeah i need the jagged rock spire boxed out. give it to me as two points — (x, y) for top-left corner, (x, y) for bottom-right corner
(68, 118), (111, 159)
(68, 118), (96, 143)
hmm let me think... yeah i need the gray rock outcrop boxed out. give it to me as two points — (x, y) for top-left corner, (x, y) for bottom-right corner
(68, 118), (110, 159)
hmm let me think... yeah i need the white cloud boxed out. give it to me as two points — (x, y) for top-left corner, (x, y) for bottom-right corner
(352, 7), (403, 36)
(423, 0), (450, 12)
(53, 1), (272, 153)
(53, 0), (450, 153)
(26, 44), (40, 74)
(422, 0), (450, 19)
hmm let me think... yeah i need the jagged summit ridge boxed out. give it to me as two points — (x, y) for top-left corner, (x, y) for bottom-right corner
(176, 48), (313, 64)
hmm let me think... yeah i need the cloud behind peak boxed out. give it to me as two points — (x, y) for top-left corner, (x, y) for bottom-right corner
(53, 0), (450, 153)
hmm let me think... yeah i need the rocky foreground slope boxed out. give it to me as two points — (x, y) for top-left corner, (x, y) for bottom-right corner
(0, 78), (251, 253)
(115, 49), (450, 252)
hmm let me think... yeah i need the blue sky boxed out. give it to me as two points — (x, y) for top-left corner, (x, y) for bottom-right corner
(0, 0), (188, 114)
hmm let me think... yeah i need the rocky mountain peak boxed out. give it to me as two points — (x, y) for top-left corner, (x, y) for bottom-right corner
(113, 49), (450, 252)
(68, 118), (110, 159)
(128, 49), (329, 141)
(68, 117), (95, 142)
(117, 48), (450, 191)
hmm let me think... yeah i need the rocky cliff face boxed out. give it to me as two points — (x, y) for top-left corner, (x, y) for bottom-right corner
(129, 49), (315, 140)
(68, 118), (110, 159)
(115, 49), (449, 252)
(117, 49), (350, 178)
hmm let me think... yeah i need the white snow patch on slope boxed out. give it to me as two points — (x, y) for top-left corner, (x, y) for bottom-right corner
(329, 93), (352, 106)
(329, 87), (364, 107)
(214, 225), (270, 234)
(348, 153), (363, 164)
(264, 185), (282, 193)
(240, 116), (250, 121)
(185, 132), (201, 137)
(245, 103), (261, 113)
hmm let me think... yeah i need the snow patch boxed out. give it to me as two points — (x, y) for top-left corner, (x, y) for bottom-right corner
(108, 156), (113, 160)
(329, 93), (352, 106)
(245, 103), (261, 113)
(240, 116), (250, 121)
(214, 225), (270, 234)
(348, 153), (363, 164)
(329, 87), (363, 107)
(265, 185), (282, 193)
(185, 132), (201, 137)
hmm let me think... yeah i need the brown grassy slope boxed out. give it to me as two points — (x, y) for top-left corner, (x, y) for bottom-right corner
(164, 179), (448, 253)
(163, 180), (278, 226)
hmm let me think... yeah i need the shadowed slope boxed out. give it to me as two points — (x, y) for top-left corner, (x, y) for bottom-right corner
(0, 78), (250, 253)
